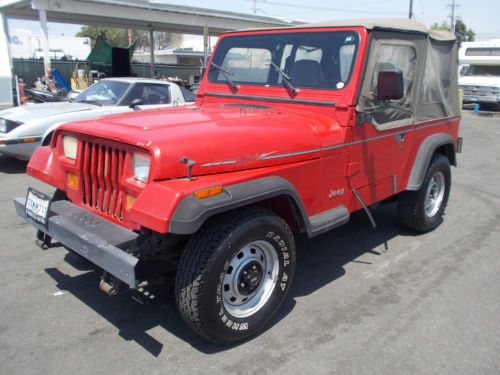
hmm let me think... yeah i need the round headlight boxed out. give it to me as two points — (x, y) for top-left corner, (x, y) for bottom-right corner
(133, 153), (150, 182)
(62, 136), (78, 160)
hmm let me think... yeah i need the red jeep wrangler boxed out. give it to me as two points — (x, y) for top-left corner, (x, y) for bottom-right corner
(15, 19), (462, 344)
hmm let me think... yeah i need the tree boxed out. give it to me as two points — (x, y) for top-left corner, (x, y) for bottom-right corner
(76, 26), (182, 49)
(431, 19), (475, 45)
(454, 19), (475, 43)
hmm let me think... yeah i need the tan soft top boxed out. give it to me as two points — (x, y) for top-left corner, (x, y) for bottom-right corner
(228, 18), (456, 41)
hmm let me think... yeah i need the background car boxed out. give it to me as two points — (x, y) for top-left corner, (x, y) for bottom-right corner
(0, 77), (194, 161)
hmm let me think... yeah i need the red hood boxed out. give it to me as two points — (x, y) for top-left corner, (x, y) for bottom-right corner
(59, 103), (342, 180)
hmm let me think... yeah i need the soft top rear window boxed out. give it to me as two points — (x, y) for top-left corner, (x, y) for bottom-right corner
(208, 31), (359, 90)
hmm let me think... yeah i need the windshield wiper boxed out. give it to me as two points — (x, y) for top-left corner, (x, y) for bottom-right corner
(78, 99), (102, 106)
(210, 62), (239, 92)
(268, 61), (299, 95)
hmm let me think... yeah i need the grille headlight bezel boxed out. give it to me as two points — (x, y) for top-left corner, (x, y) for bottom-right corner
(133, 153), (150, 183)
(62, 136), (78, 160)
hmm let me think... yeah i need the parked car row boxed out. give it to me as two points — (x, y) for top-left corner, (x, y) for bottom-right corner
(0, 78), (195, 161)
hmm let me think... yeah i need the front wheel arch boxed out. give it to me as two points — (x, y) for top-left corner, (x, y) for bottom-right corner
(41, 131), (54, 146)
(168, 176), (310, 235)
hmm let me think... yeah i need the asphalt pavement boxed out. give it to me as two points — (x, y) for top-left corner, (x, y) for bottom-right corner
(0, 111), (499, 374)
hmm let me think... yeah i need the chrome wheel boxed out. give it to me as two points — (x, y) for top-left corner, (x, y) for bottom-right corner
(222, 240), (279, 318)
(425, 171), (445, 217)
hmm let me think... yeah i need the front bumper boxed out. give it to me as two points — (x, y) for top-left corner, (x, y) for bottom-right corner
(462, 94), (500, 104)
(14, 196), (140, 287)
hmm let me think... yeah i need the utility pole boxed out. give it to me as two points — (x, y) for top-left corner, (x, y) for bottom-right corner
(252, 0), (257, 14)
(448, 0), (460, 32)
(409, 0), (414, 19)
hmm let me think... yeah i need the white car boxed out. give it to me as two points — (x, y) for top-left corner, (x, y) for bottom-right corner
(0, 78), (195, 160)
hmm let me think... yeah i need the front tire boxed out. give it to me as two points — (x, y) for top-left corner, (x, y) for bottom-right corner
(398, 153), (451, 232)
(175, 207), (295, 344)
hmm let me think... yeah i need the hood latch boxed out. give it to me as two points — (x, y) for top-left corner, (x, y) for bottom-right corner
(179, 156), (196, 180)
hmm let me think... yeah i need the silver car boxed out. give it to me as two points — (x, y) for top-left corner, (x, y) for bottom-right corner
(0, 77), (195, 160)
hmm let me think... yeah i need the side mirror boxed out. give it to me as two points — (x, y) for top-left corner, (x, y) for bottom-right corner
(377, 70), (404, 101)
(129, 98), (143, 111)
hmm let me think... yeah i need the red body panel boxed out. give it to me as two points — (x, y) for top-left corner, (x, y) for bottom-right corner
(27, 25), (460, 234)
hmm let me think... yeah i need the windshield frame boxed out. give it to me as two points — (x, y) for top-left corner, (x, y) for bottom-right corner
(74, 80), (133, 106)
(207, 29), (361, 92)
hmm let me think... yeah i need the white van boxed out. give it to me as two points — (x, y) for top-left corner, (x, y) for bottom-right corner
(459, 39), (500, 110)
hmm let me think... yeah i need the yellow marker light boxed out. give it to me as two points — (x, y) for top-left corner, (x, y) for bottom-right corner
(126, 194), (136, 211)
(194, 185), (224, 199)
(67, 172), (79, 190)
(22, 137), (41, 143)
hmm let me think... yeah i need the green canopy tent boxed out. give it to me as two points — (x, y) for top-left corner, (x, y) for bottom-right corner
(86, 35), (136, 77)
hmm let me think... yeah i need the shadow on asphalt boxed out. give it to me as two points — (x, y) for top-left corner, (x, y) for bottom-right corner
(0, 155), (28, 174)
(44, 203), (417, 357)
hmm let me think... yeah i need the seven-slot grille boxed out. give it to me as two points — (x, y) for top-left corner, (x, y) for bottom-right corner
(80, 140), (127, 220)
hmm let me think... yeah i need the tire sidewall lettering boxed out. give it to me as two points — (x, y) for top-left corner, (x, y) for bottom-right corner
(207, 219), (294, 336)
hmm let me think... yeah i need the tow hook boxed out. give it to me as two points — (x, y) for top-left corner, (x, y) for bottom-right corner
(99, 272), (122, 296)
(35, 230), (52, 250)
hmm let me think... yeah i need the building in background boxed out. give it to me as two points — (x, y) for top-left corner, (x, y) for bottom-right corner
(9, 29), (91, 60)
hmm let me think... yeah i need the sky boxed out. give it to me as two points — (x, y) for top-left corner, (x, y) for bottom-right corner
(6, 0), (500, 49)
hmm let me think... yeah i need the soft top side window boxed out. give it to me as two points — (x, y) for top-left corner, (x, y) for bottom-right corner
(370, 44), (417, 101)
(357, 33), (425, 131)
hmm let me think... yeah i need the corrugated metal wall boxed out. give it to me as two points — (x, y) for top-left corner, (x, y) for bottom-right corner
(13, 59), (200, 87)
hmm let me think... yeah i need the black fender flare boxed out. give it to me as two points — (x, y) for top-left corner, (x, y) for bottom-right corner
(168, 176), (309, 235)
(406, 133), (456, 191)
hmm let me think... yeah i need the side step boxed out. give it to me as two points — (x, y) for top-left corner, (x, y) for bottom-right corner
(308, 205), (350, 237)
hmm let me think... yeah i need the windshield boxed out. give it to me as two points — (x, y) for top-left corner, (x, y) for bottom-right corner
(465, 65), (500, 77)
(208, 31), (359, 90)
(74, 81), (131, 105)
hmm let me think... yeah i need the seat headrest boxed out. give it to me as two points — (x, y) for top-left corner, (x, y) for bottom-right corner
(290, 60), (324, 87)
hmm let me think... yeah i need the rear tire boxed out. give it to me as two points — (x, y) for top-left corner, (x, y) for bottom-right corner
(398, 153), (451, 232)
(175, 207), (295, 344)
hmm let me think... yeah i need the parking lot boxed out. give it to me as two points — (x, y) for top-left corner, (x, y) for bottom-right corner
(0, 110), (499, 374)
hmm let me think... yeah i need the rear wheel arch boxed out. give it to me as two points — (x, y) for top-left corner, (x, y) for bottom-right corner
(434, 143), (456, 167)
(406, 133), (456, 191)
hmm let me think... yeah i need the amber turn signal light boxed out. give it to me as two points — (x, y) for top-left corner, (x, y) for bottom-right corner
(126, 194), (136, 211)
(22, 137), (42, 143)
(194, 185), (223, 199)
(66, 172), (79, 190)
